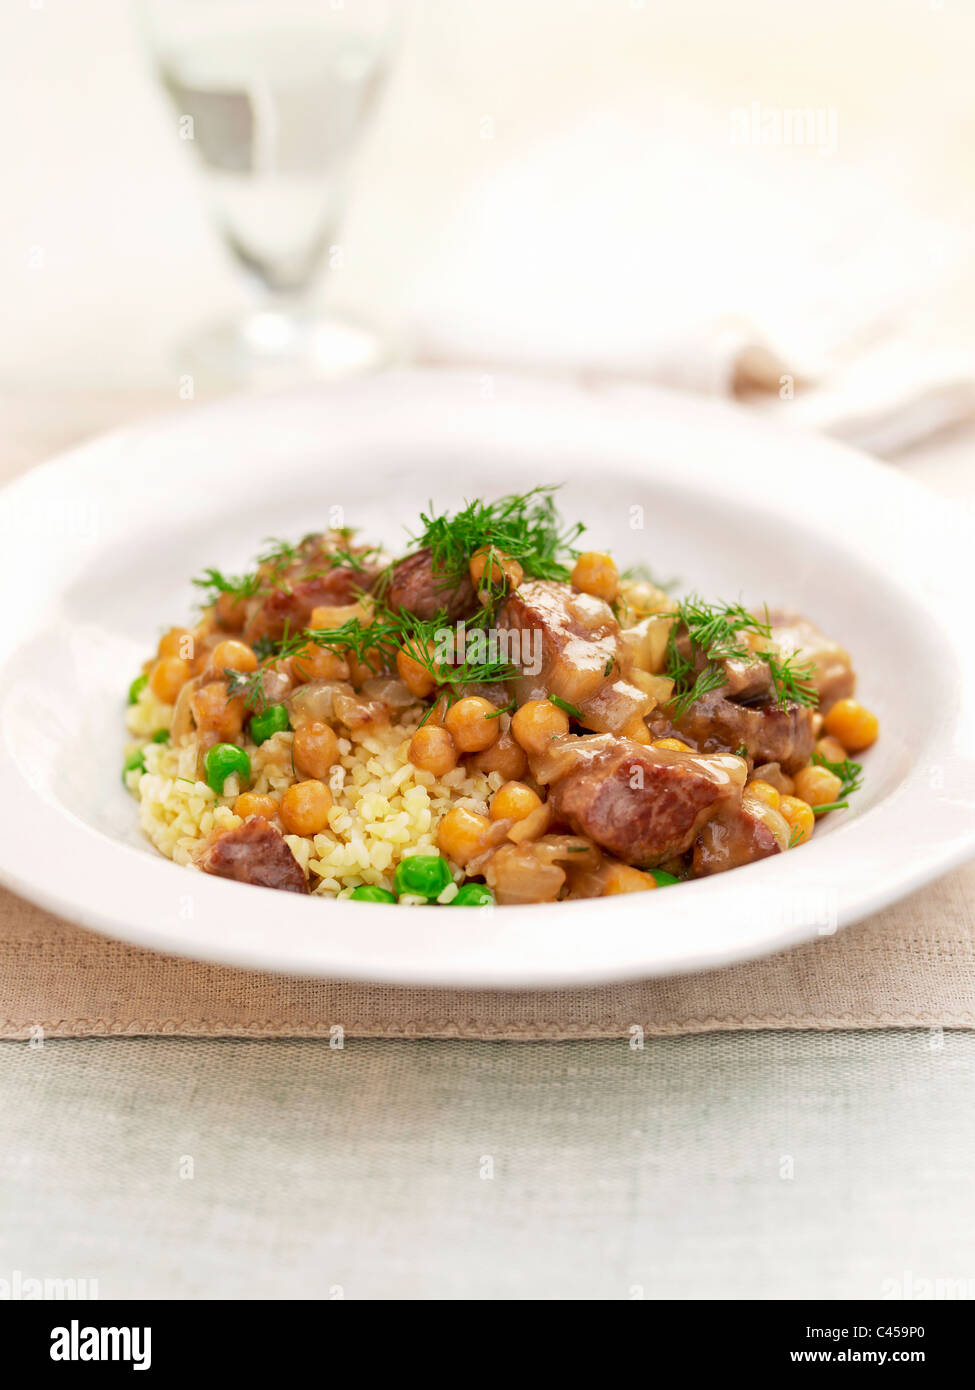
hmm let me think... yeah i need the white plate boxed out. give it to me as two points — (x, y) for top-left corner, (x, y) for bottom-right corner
(1, 370), (973, 986)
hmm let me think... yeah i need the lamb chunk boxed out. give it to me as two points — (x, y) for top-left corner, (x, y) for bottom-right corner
(499, 580), (616, 705)
(670, 690), (815, 774)
(670, 626), (774, 705)
(721, 655), (775, 703)
(767, 609), (855, 712)
(692, 795), (786, 876)
(243, 568), (365, 645)
(387, 547), (478, 621)
(197, 816), (309, 894)
(539, 733), (745, 867)
(498, 580), (653, 734)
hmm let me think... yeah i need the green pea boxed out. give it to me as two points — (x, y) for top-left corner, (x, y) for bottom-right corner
(249, 703), (290, 745)
(204, 743), (251, 795)
(650, 869), (681, 886)
(151, 729), (170, 743)
(128, 673), (148, 705)
(122, 748), (146, 782)
(349, 885), (397, 904)
(393, 854), (452, 901)
(450, 883), (495, 907)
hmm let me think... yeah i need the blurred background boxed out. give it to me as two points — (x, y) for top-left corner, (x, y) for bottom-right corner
(3, 0), (975, 472)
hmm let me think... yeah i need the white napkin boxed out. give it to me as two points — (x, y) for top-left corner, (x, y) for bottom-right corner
(411, 110), (975, 456)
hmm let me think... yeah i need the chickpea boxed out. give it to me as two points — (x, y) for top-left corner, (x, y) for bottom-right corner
(149, 656), (191, 705)
(293, 643), (350, 682)
(602, 862), (657, 895)
(490, 781), (542, 823)
(408, 725), (458, 778)
(824, 698), (879, 753)
(815, 735), (849, 765)
(444, 696), (501, 754)
(511, 699), (569, 755)
(793, 764), (844, 809)
(293, 722), (340, 780)
(437, 806), (494, 865)
(571, 551), (619, 603)
(467, 728), (528, 781)
(158, 626), (193, 661)
(234, 792), (279, 820)
(396, 644), (437, 698)
(652, 737), (692, 753)
(211, 639), (258, 674)
(191, 680), (245, 740)
(215, 591), (248, 631)
(469, 546), (524, 594)
(746, 779), (782, 811)
(779, 795), (815, 847)
(280, 780), (333, 836)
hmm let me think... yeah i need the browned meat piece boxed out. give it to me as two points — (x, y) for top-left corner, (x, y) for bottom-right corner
(197, 816), (309, 894)
(670, 626), (774, 705)
(538, 733), (745, 867)
(387, 548), (478, 621)
(498, 580), (653, 735)
(721, 655), (774, 703)
(669, 689), (815, 774)
(767, 609), (855, 711)
(692, 795), (786, 876)
(500, 580), (615, 704)
(243, 569), (364, 645)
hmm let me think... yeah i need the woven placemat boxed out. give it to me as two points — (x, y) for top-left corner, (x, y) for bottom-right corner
(2, 859), (974, 1040)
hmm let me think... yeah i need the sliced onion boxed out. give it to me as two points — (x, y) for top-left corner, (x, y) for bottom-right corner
(360, 676), (418, 713)
(287, 680), (350, 727)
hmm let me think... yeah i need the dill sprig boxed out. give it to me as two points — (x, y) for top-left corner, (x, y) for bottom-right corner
(665, 595), (818, 718)
(256, 536), (301, 573)
(192, 566), (261, 605)
(620, 562), (679, 592)
(227, 602), (519, 713)
(548, 693), (583, 719)
(411, 487), (584, 586)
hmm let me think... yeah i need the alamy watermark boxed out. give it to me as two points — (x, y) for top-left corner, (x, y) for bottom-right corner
(730, 101), (838, 156)
(0, 1269), (99, 1300)
(433, 622), (541, 677)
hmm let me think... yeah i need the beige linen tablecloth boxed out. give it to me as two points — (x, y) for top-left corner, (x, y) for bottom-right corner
(3, 859), (974, 1040)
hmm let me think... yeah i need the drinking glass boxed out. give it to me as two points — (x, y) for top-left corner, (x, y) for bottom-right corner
(140, 0), (400, 383)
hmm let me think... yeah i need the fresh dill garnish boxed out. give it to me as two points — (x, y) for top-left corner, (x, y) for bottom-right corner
(809, 751), (864, 814)
(620, 562), (679, 592)
(664, 594), (818, 718)
(191, 566), (261, 605)
(327, 544), (382, 573)
(230, 600), (519, 714)
(485, 700), (516, 719)
(411, 487), (584, 587)
(548, 693), (582, 719)
(787, 823), (804, 848)
(765, 650), (819, 707)
(604, 658), (615, 677)
(225, 666), (272, 711)
(257, 537), (300, 574)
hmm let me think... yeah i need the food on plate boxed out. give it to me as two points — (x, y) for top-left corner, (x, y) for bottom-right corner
(124, 489), (876, 904)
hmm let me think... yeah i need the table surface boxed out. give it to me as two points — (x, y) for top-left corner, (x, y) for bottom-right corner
(1, 393), (973, 1298)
